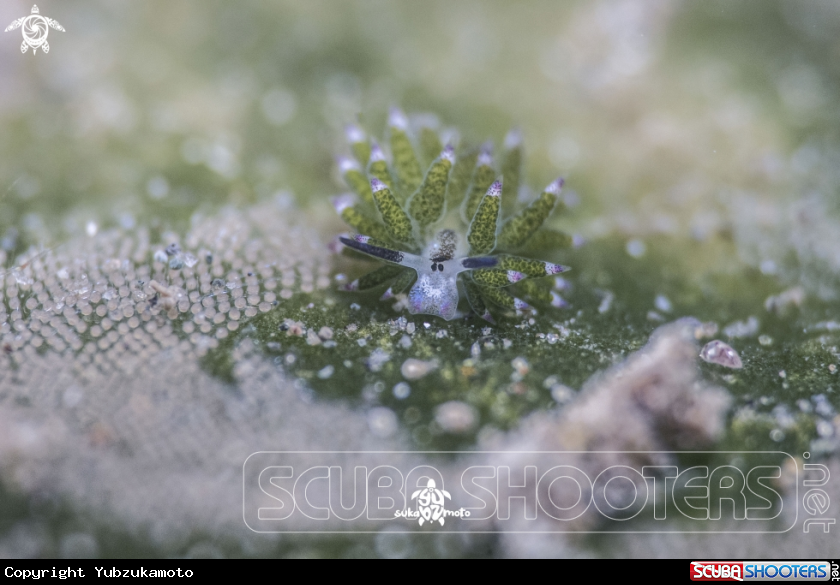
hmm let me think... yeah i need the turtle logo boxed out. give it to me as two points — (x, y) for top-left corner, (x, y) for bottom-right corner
(410, 479), (451, 527)
(5, 5), (64, 55)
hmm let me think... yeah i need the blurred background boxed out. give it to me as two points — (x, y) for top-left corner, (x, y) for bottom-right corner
(1, 0), (839, 558)
(1, 0), (838, 245)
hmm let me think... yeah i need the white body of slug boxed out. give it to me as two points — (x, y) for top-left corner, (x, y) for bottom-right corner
(407, 229), (465, 321)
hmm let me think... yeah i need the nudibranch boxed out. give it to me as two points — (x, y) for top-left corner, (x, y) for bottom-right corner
(333, 108), (573, 322)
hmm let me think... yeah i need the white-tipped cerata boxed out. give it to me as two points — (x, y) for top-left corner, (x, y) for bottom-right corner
(337, 156), (360, 173)
(342, 279), (360, 292)
(439, 128), (460, 148)
(545, 262), (569, 275)
(388, 107), (409, 130)
(331, 193), (357, 214)
(550, 291), (568, 309)
(369, 142), (386, 162)
(345, 124), (366, 143)
(544, 177), (565, 195)
(370, 177), (388, 193)
(513, 298), (531, 311)
(504, 128), (522, 150)
(477, 142), (494, 167)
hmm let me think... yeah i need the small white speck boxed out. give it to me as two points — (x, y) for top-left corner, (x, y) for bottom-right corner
(760, 260), (777, 275)
(816, 420), (834, 438)
(647, 310), (664, 322)
(434, 401), (477, 433)
(367, 407), (398, 439)
(598, 292), (614, 314)
(626, 239), (646, 258)
(699, 340), (743, 369)
(393, 382), (411, 400)
(318, 326), (334, 340)
(511, 357), (529, 376)
(146, 176), (170, 200)
(654, 294), (672, 313)
(723, 316), (759, 339)
(367, 348), (391, 372)
(814, 395), (834, 417)
(550, 384), (574, 403)
(401, 358), (437, 380)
